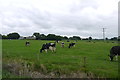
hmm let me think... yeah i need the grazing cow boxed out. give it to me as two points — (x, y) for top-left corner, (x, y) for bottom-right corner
(108, 46), (120, 61)
(61, 42), (64, 48)
(56, 40), (59, 43)
(67, 40), (70, 42)
(40, 43), (56, 53)
(25, 41), (30, 46)
(68, 43), (75, 48)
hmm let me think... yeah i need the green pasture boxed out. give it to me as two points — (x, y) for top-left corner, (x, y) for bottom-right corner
(2, 40), (119, 78)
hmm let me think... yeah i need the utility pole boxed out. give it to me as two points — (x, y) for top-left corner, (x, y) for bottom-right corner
(102, 28), (106, 41)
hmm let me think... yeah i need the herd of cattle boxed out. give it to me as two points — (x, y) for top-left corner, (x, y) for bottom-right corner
(25, 41), (120, 61)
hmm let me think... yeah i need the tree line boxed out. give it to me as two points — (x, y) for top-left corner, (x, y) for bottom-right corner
(0, 32), (119, 41)
(0, 32), (82, 40)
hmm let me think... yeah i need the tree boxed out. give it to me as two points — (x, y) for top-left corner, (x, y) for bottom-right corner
(46, 34), (56, 40)
(69, 36), (81, 40)
(118, 36), (120, 41)
(33, 33), (41, 40)
(40, 34), (46, 40)
(2, 35), (8, 39)
(0, 34), (2, 39)
(82, 38), (89, 40)
(105, 37), (108, 40)
(73, 36), (81, 40)
(7, 32), (20, 39)
(45, 34), (63, 40)
(63, 36), (68, 40)
(110, 37), (117, 40)
(55, 35), (63, 40)
(89, 37), (92, 40)
(69, 37), (74, 40)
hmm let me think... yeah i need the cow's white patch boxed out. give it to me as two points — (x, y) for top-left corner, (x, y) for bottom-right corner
(115, 55), (118, 61)
(49, 46), (53, 50)
(50, 43), (54, 45)
(49, 46), (56, 52)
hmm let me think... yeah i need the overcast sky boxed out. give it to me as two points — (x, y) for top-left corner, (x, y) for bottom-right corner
(0, 0), (119, 38)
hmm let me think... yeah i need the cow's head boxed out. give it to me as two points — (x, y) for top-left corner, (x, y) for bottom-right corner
(40, 49), (43, 53)
(108, 55), (114, 61)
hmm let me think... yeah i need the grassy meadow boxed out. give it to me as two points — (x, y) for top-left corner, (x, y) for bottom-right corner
(2, 40), (119, 78)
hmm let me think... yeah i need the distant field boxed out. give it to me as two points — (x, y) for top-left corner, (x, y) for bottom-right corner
(2, 40), (119, 78)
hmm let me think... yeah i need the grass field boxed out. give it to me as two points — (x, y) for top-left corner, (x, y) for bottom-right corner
(2, 40), (119, 78)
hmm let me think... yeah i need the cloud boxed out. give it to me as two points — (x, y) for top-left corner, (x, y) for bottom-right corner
(0, 0), (119, 38)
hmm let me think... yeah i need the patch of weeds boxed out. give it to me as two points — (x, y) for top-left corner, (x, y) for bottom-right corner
(33, 62), (41, 72)
(2, 69), (20, 78)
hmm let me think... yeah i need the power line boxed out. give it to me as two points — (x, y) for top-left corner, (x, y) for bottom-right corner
(102, 28), (106, 41)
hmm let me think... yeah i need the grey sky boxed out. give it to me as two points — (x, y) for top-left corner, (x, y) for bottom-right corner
(0, 0), (119, 38)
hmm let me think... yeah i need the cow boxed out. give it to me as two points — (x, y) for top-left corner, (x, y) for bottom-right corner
(61, 42), (64, 48)
(67, 40), (70, 42)
(25, 41), (30, 46)
(56, 40), (59, 43)
(40, 43), (56, 53)
(108, 46), (120, 61)
(68, 43), (75, 48)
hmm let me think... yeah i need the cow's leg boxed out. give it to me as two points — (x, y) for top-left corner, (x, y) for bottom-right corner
(110, 54), (115, 61)
(45, 49), (47, 53)
(52, 47), (55, 52)
(68, 46), (70, 48)
(53, 47), (56, 52)
(109, 57), (111, 61)
(51, 47), (53, 52)
(115, 55), (118, 61)
(40, 49), (43, 53)
(26, 44), (28, 46)
(61, 44), (64, 48)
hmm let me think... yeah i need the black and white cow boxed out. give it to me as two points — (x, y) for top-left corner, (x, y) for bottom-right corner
(108, 46), (120, 61)
(68, 43), (75, 48)
(25, 41), (30, 46)
(61, 42), (64, 48)
(40, 43), (56, 53)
